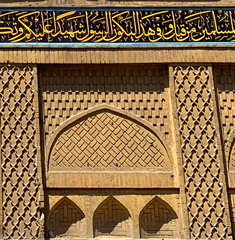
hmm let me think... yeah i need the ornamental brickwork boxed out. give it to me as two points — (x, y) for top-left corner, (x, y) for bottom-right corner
(0, 66), (42, 239)
(0, 2), (235, 239)
(174, 66), (228, 239)
(0, 63), (233, 239)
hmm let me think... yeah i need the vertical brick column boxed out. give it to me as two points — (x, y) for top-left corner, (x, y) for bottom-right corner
(214, 65), (235, 238)
(171, 65), (230, 239)
(0, 66), (42, 239)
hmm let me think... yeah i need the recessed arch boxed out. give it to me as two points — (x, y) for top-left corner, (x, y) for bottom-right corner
(139, 196), (178, 238)
(46, 104), (173, 172)
(93, 196), (132, 237)
(48, 197), (85, 237)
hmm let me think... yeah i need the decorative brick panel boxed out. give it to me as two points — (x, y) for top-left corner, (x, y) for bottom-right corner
(93, 196), (131, 237)
(174, 66), (227, 239)
(49, 109), (171, 171)
(0, 66), (41, 239)
(40, 65), (170, 143)
(228, 192), (235, 237)
(49, 197), (84, 237)
(213, 65), (235, 238)
(140, 196), (177, 238)
(214, 66), (235, 172)
(214, 66), (235, 145)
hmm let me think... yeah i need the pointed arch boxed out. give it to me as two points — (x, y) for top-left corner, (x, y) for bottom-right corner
(46, 104), (173, 172)
(48, 197), (85, 237)
(139, 196), (178, 238)
(93, 196), (132, 237)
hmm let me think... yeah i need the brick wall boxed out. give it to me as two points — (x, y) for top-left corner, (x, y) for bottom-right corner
(39, 65), (180, 239)
(46, 189), (180, 238)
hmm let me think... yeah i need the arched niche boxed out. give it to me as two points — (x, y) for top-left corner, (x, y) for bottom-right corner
(93, 196), (132, 237)
(139, 196), (178, 238)
(46, 105), (172, 172)
(48, 197), (85, 237)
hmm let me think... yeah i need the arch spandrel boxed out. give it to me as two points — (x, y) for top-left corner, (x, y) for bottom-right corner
(46, 105), (173, 172)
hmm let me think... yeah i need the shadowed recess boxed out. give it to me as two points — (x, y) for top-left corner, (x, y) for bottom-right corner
(49, 197), (85, 237)
(93, 196), (132, 237)
(140, 196), (178, 238)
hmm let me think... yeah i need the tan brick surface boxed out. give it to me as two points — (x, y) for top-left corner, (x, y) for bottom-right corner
(49, 197), (85, 237)
(0, 66), (42, 239)
(214, 65), (235, 184)
(1, 49), (235, 65)
(214, 66), (235, 146)
(49, 110), (171, 171)
(0, 61), (234, 239)
(0, 0), (234, 8)
(40, 65), (170, 143)
(174, 66), (229, 239)
(46, 189), (180, 239)
(140, 196), (177, 238)
(93, 196), (131, 237)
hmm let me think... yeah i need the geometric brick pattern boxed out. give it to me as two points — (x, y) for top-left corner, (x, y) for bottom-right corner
(93, 196), (131, 237)
(140, 196), (177, 238)
(214, 65), (235, 145)
(49, 197), (84, 237)
(214, 65), (235, 170)
(174, 66), (227, 239)
(50, 110), (171, 170)
(229, 140), (235, 170)
(40, 66), (170, 142)
(214, 65), (235, 238)
(0, 66), (40, 239)
(228, 192), (235, 237)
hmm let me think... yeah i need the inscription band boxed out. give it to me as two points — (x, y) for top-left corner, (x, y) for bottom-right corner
(0, 8), (235, 44)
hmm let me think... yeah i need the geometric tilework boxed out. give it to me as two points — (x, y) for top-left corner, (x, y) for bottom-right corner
(174, 66), (227, 239)
(0, 66), (40, 239)
(49, 110), (171, 170)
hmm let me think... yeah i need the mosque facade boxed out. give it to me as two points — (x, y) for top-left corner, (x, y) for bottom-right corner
(0, 0), (235, 239)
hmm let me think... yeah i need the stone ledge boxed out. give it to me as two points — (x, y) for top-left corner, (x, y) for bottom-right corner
(47, 172), (177, 188)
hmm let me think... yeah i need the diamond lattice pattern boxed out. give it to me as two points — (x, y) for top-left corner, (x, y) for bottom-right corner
(50, 111), (171, 170)
(0, 66), (40, 239)
(174, 66), (227, 239)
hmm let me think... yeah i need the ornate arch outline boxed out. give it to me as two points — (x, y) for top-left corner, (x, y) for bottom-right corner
(45, 104), (173, 172)
(93, 195), (132, 237)
(225, 128), (235, 171)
